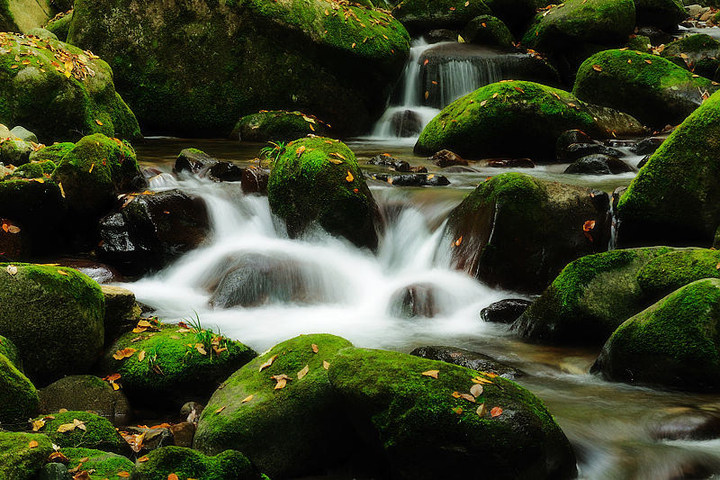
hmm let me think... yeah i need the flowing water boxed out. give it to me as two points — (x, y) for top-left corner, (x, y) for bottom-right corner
(122, 138), (720, 480)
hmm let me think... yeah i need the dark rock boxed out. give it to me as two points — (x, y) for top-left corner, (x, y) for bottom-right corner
(37, 463), (70, 480)
(430, 149), (468, 167)
(637, 154), (650, 169)
(564, 154), (632, 175)
(556, 129), (594, 154)
(170, 422), (196, 448)
(487, 158), (535, 168)
(101, 285), (140, 346)
(424, 29), (458, 43)
(241, 166), (269, 195)
(388, 283), (439, 318)
(558, 142), (624, 162)
(174, 148), (215, 175)
(441, 165), (477, 172)
(636, 26), (675, 45)
(368, 154), (411, 172)
(38, 375), (131, 426)
(410, 345), (524, 378)
(480, 299), (531, 324)
(631, 137), (664, 155)
(389, 109), (423, 137)
(123, 425), (174, 452)
(180, 401), (204, 424)
(650, 407), (720, 441)
(373, 173), (450, 186)
(206, 161), (244, 182)
(461, 15), (515, 49)
(53, 258), (123, 284)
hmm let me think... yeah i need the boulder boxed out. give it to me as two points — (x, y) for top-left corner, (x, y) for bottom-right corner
(63, 448), (135, 479)
(10, 159), (56, 179)
(616, 89), (720, 247)
(0, 138), (32, 165)
(0, 352), (39, 424)
(101, 285), (140, 344)
(661, 34), (720, 81)
(388, 283), (440, 318)
(28, 142), (74, 163)
(231, 110), (329, 142)
(480, 298), (531, 324)
(461, 15), (514, 48)
(444, 172), (611, 293)
(430, 149), (467, 167)
(0, 432), (54, 480)
(10, 126), (37, 143)
(410, 345), (524, 377)
(573, 49), (717, 128)
(387, 109), (424, 137)
(38, 375), (131, 425)
(392, 0), (492, 32)
(415, 80), (645, 159)
(487, 157), (535, 168)
(557, 142), (623, 162)
(68, 0), (410, 136)
(132, 446), (266, 480)
(194, 334), (355, 479)
(268, 137), (381, 249)
(0, 32), (140, 142)
(592, 278), (720, 392)
(0, 264), (104, 385)
(240, 166), (269, 195)
(650, 407), (720, 441)
(173, 148), (243, 182)
(0, 0), (55, 33)
(635, 0), (687, 30)
(32, 410), (129, 454)
(564, 154), (632, 175)
(635, 248), (720, 299)
(630, 136), (663, 155)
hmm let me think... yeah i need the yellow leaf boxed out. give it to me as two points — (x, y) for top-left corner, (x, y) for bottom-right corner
(241, 394), (254, 403)
(323, 360), (330, 370)
(28, 440), (39, 448)
(476, 404), (487, 417)
(259, 354), (278, 372)
(215, 406), (226, 414)
(138, 350), (146, 362)
(311, 344), (319, 353)
(345, 171), (354, 182)
(95, 119), (103, 126)
(73, 419), (86, 431)
(6, 265), (17, 275)
(421, 370), (439, 379)
(88, 163), (94, 174)
(297, 365), (309, 380)
(274, 378), (287, 390)
(31, 419), (45, 431)
(296, 146), (306, 157)
(57, 422), (76, 433)
(195, 343), (207, 355)
(113, 348), (137, 360)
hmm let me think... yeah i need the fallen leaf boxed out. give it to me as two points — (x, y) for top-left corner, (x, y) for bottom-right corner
(451, 391), (461, 398)
(454, 236), (463, 247)
(195, 343), (207, 355)
(73, 419), (86, 431)
(138, 350), (146, 362)
(311, 344), (319, 353)
(242, 394), (254, 403)
(296, 146), (306, 157)
(459, 393), (476, 403)
(297, 364), (309, 380)
(117, 472), (131, 478)
(168, 474), (179, 480)
(716, 262), (720, 270)
(112, 348), (137, 361)
(138, 456), (149, 462)
(345, 171), (354, 182)
(424, 91), (429, 100)
(422, 370), (439, 379)
(514, 86), (525, 94)
(470, 384), (484, 397)
(6, 265), (17, 275)
(73, 471), (91, 480)
(323, 360), (330, 370)
(259, 354), (278, 372)
(95, 119), (103, 126)
(490, 406), (503, 418)
(583, 220), (596, 232)
(31, 419), (45, 431)
(477, 404), (487, 418)
(28, 440), (39, 448)
(274, 378), (287, 390)
(215, 406), (226, 414)
(57, 423), (76, 433)
(592, 64), (602, 72)
(48, 451), (69, 463)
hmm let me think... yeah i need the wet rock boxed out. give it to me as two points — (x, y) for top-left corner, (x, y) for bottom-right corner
(637, 154), (650, 169)
(462, 15), (514, 49)
(430, 149), (467, 167)
(170, 422), (196, 448)
(424, 28), (458, 43)
(662, 34), (720, 81)
(97, 189), (210, 276)
(650, 407), (720, 441)
(36, 410), (130, 455)
(38, 375), (131, 426)
(37, 463), (70, 480)
(388, 283), (439, 318)
(389, 109), (423, 137)
(368, 153), (411, 172)
(231, 110), (329, 142)
(53, 257), (123, 284)
(240, 166), (269, 195)
(206, 161), (243, 182)
(635, 0), (687, 31)
(410, 345), (524, 378)
(631, 137), (664, 155)
(101, 285), (140, 345)
(123, 425), (174, 451)
(480, 299), (531, 324)
(392, 0), (491, 31)
(564, 154), (632, 175)
(487, 157), (535, 168)
(558, 142), (624, 162)
(9, 126), (37, 143)
(373, 173), (450, 186)
(174, 148), (244, 182)
(62, 448), (135, 480)
(556, 129), (594, 154)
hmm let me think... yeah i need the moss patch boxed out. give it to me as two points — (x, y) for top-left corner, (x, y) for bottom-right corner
(393, 0), (492, 31)
(33, 410), (128, 454)
(28, 141), (73, 163)
(0, 352), (39, 424)
(231, 110), (330, 142)
(63, 447), (134, 479)
(636, 248), (720, 299)
(0, 431), (53, 480)
(133, 446), (266, 480)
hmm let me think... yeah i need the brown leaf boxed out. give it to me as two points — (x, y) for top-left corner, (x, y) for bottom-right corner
(490, 406), (503, 418)
(452, 406), (463, 415)
(195, 343), (207, 355)
(345, 171), (354, 182)
(476, 404), (487, 418)
(421, 370), (439, 379)
(73, 471), (91, 480)
(48, 451), (69, 463)
(592, 64), (602, 72)
(31, 419), (45, 431)
(138, 456), (149, 463)
(459, 393), (476, 403)
(112, 348), (137, 361)
(470, 384), (484, 397)
(274, 378), (287, 390)
(215, 406), (226, 414)
(259, 354), (278, 372)
(311, 344), (319, 353)
(513, 86), (525, 94)
(137, 350), (146, 362)
(28, 440), (39, 448)
(297, 365), (309, 380)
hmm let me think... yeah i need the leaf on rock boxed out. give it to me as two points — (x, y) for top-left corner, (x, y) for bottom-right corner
(48, 451), (69, 463)
(345, 171), (354, 182)
(6, 265), (17, 275)
(117, 472), (131, 478)
(421, 370), (439, 379)
(113, 348), (137, 360)
(195, 343), (207, 355)
(137, 350), (146, 362)
(28, 440), (39, 448)
(259, 354), (278, 372)
(274, 378), (287, 390)
(452, 406), (463, 415)
(592, 64), (602, 72)
(311, 344), (319, 353)
(490, 406), (503, 418)
(459, 393), (476, 403)
(138, 456), (149, 463)
(95, 119), (103, 126)
(451, 391), (461, 398)
(215, 406), (226, 414)
(241, 394), (254, 404)
(31, 419), (45, 431)
(476, 404), (487, 418)
(470, 384), (484, 397)
(323, 360), (330, 370)
(168, 474), (179, 480)
(296, 146), (306, 157)
(297, 365), (309, 380)
(454, 236), (463, 247)
(57, 423), (76, 433)
(73, 419), (86, 431)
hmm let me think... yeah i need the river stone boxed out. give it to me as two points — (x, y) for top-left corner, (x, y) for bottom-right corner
(231, 110), (329, 142)
(558, 142), (623, 162)
(650, 407), (720, 441)
(62, 448), (135, 480)
(592, 278), (720, 392)
(388, 283), (440, 318)
(38, 375), (131, 426)
(34, 410), (130, 454)
(0, 432), (54, 480)
(240, 166), (269, 195)
(461, 15), (514, 48)
(9, 126), (37, 143)
(101, 285), (140, 345)
(132, 446), (266, 480)
(410, 345), (524, 378)
(444, 172), (611, 293)
(328, 347), (576, 480)
(635, 248), (720, 300)
(564, 154), (632, 175)
(480, 299), (531, 324)
(68, 0), (409, 136)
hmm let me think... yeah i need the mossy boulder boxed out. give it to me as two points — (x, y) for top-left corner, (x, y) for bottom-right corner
(636, 248), (720, 300)
(231, 110), (330, 142)
(661, 34), (720, 81)
(592, 278), (720, 391)
(28, 142), (74, 163)
(0, 138), (32, 166)
(414, 80), (645, 159)
(444, 172), (611, 293)
(634, 0), (687, 31)
(101, 285), (140, 346)
(572, 49), (718, 128)
(38, 375), (130, 425)
(68, 0), (409, 136)
(0, 0), (55, 33)
(194, 334), (355, 479)
(0, 32), (140, 143)
(45, 11), (73, 42)
(328, 348), (576, 480)
(0, 263), (104, 385)
(10, 160), (56, 179)
(0, 352), (39, 425)
(521, 0), (635, 53)
(63, 447), (134, 480)
(99, 321), (257, 405)
(52, 133), (146, 220)
(132, 446), (267, 480)
(512, 247), (676, 346)
(461, 15), (514, 48)
(34, 410), (129, 454)
(0, 334), (20, 365)
(392, 0), (491, 32)
(268, 137), (381, 250)
(616, 89), (720, 247)
(0, 431), (53, 480)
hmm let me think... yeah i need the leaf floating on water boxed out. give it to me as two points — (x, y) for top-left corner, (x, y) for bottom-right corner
(421, 370), (439, 379)
(470, 384), (484, 397)
(297, 364), (309, 380)
(476, 404), (487, 418)
(241, 394), (254, 404)
(323, 360), (330, 370)
(259, 354), (278, 372)
(113, 348), (137, 361)
(6, 265), (17, 275)
(490, 406), (503, 418)
(345, 171), (354, 182)
(311, 344), (319, 353)
(28, 440), (39, 448)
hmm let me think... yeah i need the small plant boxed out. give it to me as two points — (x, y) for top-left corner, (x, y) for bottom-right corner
(183, 311), (228, 358)
(258, 140), (287, 165)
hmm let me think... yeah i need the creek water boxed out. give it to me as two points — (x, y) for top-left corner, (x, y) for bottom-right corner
(126, 138), (720, 480)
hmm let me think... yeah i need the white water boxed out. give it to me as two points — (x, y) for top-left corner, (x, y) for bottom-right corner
(123, 177), (511, 352)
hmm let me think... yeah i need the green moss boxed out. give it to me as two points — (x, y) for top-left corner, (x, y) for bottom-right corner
(328, 348), (576, 480)
(636, 248), (720, 299)
(661, 34), (720, 80)
(0, 334), (20, 366)
(232, 110), (330, 142)
(33, 410), (128, 454)
(268, 136), (380, 250)
(63, 447), (134, 479)
(573, 49), (717, 127)
(28, 142), (74, 163)
(393, 0), (492, 31)
(594, 278), (720, 391)
(194, 334), (354, 479)
(415, 80), (644, 158)
(133, 446), (266, 480)
(10, 160), (56, 179)
(626, 35), (652, 53)
(461, 15), (514, 48)
(0, 431), (54, 480)
(44, 11), (72, 42)
(100, 321), (256, 402)
(0, 353), (39, 424)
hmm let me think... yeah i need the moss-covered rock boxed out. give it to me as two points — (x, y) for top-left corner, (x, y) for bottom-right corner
(194, 334), (354, 479)
(52, 133), (145, 220)
(661, 34), (720, 81)
(444, 172), (611, 293)
(0, 263), (104, 385)
(521, 0), (635, 52)
(0, 431), (54, 480)
(512, 247), (676, 346)
(68, 0), (409, 136)
(636, 248), (720, 300)
(39, 375), (130, 425)
(592, 278), (720, 391)
(101, 285), (140, 346)
(414, 80), (645, 159)
(268, 137), (381, 250)
(28, 142), (74, 163)
(99, 321), (256, 405)
(9, 160), (56, 179)
(34, 410), (128, 454)
(0, 0), (55, 33)
(0, 334), (20, 365)
(616, 89), (720, 247)
(0, 138), (32, 166)
(0, 32), (140, 143)
(634, 0), (687, 31)
(0, 352), (39, 424)
(63, 447), (134, 480)
(44, 11), (73, 42)
(132, 446), (267, 480)
(461, 15), (514, 48)
(392, 0), (492, 31)
(573, 49), (717, 128)
(231, 110), (330, 142)
(626, 34), (653, 53)
(328, 348), (576, 480)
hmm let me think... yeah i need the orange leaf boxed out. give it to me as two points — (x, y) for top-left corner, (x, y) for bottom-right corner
(241, 394), (254, 404)
(215, 406), (226, 414)
(168, 474), (179, 480)
(452, 406), (463, 415)
(113, 348), (137, 360)
(345, 171), (354, 182)
(490, 406), (503, 418)
(451, 391), (461, 398)
(421, 370), (439, 379)
(95, 119), (103, 126)
(454, 236), (463, 247)
(138, 456), (149, 462)
(645, 59), (652, 64)
(259, 354), (278, 372)
(311, 344), (319, 353)
(514, 87), (525, 94)
(583, 220), (596, 232)
(48, 451), (69, 463)
(28, 440), (39, 448)
(295, 146), (306, 157)
(117, 472), (131, 478)
(592, 64), (602, 72)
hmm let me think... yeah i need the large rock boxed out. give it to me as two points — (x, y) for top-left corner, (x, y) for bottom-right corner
(63, 448), (135, 480)
(0, 351), (39, 424)
(392, 0), (492, 32)
(512, 247), (676, 346)
(444, 172), (611, 293)
(461, 15), (515, 48)
(32, 410), (129, 454)
(328, 348), (576, 480)
(0, 264), (104, 385)
(101, 285), (140, 345)
(592, 278), (720, 392)
(410, 345), (524, 378)
(68, 0), (410, 136)
(616, 89), (720, 247)
(132, 446), (267, 480)
(194, 334), (355, 479)
(415, 80), (645, 159)
(634, 0), (687, 30)
(38, 375), (131, 425)
(635, 248), (720, 300)
(0, 0), (55, 33)
(231, 110), (330, 142)
(662, 34), (720, 81)
(0, 432), (54, 480)
(573, 49), (717, 128)
(268, 137), (381, 249)
(0, 33), (140, 143)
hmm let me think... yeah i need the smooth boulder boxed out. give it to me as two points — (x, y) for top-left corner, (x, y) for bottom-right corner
(231, 110), (329, 142)
(38, 375), (131, 425)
